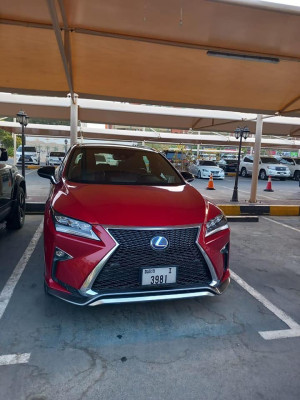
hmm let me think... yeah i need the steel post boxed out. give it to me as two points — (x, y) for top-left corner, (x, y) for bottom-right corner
(69, 93), (78, 146)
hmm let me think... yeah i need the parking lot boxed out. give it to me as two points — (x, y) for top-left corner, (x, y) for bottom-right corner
(0, 214), (299, 400)
(23, 168), (300, 205)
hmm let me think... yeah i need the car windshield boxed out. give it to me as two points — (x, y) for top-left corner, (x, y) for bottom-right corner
(200, 161), (217, 166)
(261, 157), (278, 164)
(50, 152), (65, 157)
(66, 147), (184, 186)
(17, 146), (36, 152)
(294, 158), (300, 165)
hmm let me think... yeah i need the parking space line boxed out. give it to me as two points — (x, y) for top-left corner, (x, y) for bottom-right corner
(230, 270), (300, 340)
(0, 353), (31, 366)
(262, 217), (300, 233)
(0, 220), (43, 321)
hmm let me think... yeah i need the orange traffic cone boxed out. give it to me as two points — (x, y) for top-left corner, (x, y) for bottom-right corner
(264, 176), (274, 192)
(206, 174), (215, 190)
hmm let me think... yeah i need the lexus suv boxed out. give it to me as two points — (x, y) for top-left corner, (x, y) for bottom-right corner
(38, 145), (230, 306)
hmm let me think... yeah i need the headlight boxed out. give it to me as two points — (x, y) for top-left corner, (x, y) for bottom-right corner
(205, 214), (228, 237)
(52, 210), (100, 241)
(267, 166), (276, 170)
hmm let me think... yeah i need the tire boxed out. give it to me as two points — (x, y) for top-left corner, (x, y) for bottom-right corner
(259, 169), (267, 180)
(197, 170), (201, 179)
(294, 171), (300, 181)
(6, 187), (26, 230)
(241, 167), (247, 178)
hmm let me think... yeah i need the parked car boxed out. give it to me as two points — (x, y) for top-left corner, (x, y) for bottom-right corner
(239, 155), (290, 180)
(279, 157), (300, 181)
(0, 148), (26, 229)
(189, 160), (225, 179)
(38, 144), (230, 306)
(46, 151), (65, 166)
(218, 158), (238, 173)
(16, 145), (40, 165)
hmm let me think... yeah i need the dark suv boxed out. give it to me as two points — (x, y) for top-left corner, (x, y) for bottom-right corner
(0, 148), (26, 229)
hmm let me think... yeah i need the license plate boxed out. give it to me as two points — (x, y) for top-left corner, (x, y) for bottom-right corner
(141, 266), (177, 286)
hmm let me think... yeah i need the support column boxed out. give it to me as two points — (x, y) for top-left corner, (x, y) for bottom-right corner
(69, 93), (78, 146)
(249, 114), (263, 203)
(13, 118), (17, 165)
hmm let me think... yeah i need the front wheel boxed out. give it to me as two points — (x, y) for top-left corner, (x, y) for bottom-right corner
(259, 169), (267, 180)
(6, 187), (26, 230)
(241, 167), (247, 178)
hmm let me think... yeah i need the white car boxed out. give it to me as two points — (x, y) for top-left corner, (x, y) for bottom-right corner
(279, 157), (300, 181)
(239, 156), (290, 180)
(189, 160), (225, 179)
(46, 151), (65, 166)
(16, 146), (39, 165)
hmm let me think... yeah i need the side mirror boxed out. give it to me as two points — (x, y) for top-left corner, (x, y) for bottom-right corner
(38, 166), (57, 184)
(180, 171), (195, 182)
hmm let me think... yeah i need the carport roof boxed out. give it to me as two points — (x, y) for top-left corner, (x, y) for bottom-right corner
(1, 0), (300, 116)
(1, 93), (300, 138)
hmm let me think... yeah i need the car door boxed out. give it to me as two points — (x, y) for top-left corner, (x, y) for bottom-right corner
(0, 163), (13, 221)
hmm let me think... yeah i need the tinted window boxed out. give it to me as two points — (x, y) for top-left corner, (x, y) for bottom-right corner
(200, 161), (217, 166)
(261, 157), (279, 164)
(17, 146), (36, 152)
(244, 157), (252, 163)
(66, 147), (184, 186)
(50, 152), (65, 157)
(294, 158), (300, 165)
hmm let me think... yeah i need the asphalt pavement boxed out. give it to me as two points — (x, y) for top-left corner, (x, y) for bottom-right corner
(0, 215), (299, 400)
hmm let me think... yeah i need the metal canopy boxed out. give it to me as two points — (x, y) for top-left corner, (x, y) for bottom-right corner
(1, 93), (300, 138)
(1, 0), (300, 115)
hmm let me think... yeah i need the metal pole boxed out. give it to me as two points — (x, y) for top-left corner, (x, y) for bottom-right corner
(231, 134), (243, 202)
(249, 114), (263, 203)
(21, 124), (25, 178)
(69, 93), (78, 147)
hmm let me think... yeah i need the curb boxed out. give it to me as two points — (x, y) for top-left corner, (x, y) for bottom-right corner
(26, 203), (300, 217)
(218, 204), (300, 216)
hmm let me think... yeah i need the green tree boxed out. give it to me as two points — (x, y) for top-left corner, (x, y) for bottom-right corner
(0, 129), (22, 156)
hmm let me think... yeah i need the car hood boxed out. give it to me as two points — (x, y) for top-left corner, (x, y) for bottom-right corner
(200, 166), (222, 171)
(52, 181), (207, 227)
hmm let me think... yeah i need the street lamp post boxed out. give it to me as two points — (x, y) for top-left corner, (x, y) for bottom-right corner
(231, 126), (249, 202)
(16, 111), (29, 179)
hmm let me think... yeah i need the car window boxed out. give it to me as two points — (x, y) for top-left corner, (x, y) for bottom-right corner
(200, 161), (217, 166)
(294, 158), (300, 165)
(66, 147), (184, 186)
(244, 157), (252, 163)
(261, 157), (279, 164)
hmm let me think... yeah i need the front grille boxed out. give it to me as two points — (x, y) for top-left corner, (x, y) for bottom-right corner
(91, 227), (212, 292)
(275, 167), (286, 171)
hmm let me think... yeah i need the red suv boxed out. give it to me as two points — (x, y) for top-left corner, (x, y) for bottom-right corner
(38, 145), (230, 306)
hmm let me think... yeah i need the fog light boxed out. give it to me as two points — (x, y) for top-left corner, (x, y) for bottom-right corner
(55, 247), (72, 260)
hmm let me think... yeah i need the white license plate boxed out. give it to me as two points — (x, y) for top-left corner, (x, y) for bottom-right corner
(141, 267), (177, 286)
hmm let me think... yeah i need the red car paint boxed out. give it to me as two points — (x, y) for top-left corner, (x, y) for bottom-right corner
(41, 145), (230, 305)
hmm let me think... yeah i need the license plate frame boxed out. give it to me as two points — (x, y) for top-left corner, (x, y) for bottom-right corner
(141, 266), (177, 286)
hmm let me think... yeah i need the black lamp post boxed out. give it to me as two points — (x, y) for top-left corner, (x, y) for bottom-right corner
(16, 111), (29, 178)
(231, 126), (249, 202)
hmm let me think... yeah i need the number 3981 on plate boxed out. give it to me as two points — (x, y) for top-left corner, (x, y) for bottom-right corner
(141, 266), (177, 286)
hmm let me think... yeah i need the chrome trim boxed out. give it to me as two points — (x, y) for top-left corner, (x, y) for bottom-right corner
(101, 224), (202, 230)
(196, 228), (219, 286)
(205, 224), (229, 238)
(80, 224), (220, 295)
(79, 230), (119, 295)
(89, 291), (215, 306)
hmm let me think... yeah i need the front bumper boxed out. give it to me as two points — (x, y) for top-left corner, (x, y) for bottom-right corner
(267, 170), (290, 178)
(45, 277), (230, 306)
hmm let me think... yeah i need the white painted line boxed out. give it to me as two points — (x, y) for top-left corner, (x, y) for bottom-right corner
(259, 328), (300, 340)
(0, 353), (31, 366)
(262, 217), (300, 233)
(0, 220), (43, 320)
(230, 270), (300, 340)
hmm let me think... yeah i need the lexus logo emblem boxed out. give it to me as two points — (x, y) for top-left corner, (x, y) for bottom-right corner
(150, 236), (169, 250)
